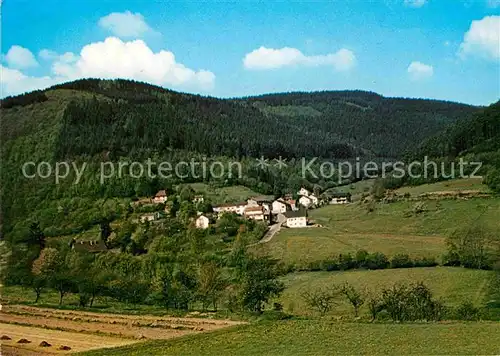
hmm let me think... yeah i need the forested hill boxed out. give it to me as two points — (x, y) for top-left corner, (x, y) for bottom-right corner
(413, 101), (500, 193)
(1, 79), (479, 161)
(415, 101), (500, 159)
(0, 79), (485, 235)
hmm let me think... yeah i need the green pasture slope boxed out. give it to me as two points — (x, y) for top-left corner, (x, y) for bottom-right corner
(258, 194), (500, 265)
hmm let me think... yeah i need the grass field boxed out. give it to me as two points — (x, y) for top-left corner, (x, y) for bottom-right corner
(279, 267), (493, 317)
(186, 183), (260, 204)
(395, 177), (490, 196)
(81, 319), (500, 355)
(259, 196), (500, 265)
(325, 179), (375, 201)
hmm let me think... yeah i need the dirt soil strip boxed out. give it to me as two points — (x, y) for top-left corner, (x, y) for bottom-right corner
(0, 313), (195, 340)
(4, 305), (243, 329)
(0, 322), (137, 354)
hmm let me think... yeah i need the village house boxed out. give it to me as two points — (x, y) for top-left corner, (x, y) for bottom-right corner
(248, 196), (273, 212)
(272, 199), (290, 214)
(212, 201), (247, 215)
(195, 214), (210, 229)
(284, 210), (307, 228)
(153, 190), (168, 204)
(298, 194), (319, 208)
(297, 187), (311, 197)
(329, 192), (352, 204)
(285, 199), (298, 211)
(244, 205), (266, 221)
(298, 195), (313, 208)
(70, 239), (108, 253)
(283, 193), (293, 201)
(140, 212), (161, 223)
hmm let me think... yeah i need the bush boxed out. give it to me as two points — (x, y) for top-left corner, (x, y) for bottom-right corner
(338, 253), (355, 270)
(454, 301), (481, 321)
(413, 256), (438, 267)
(365, 252), (389, 270)
(320, 259), (339, 272)
(355, 249), (369, 268)
(259, 310), (292, 321)
(379, 281), (444, 322)
(306, 261), (322, 272)
(390, 254), (414, 269)
(302, 287), (340, 316)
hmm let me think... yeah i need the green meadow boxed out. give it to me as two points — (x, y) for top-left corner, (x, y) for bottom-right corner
(257, 196), (500, 265)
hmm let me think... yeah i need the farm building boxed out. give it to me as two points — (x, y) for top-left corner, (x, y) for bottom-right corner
(329, 192), (352, 204)
(153, 190), (168, 204)
(299, 195), (313, 208)
(212, 201), (247, 215)
(140, 212), (161, 223)
(244, 205), (266, 221)
(272, 199), (290, 214)
(195, 214), (210, 229)
(284, 210), (307, 228)
(297, 187), (311, 197)
(70, 239), (108, 253)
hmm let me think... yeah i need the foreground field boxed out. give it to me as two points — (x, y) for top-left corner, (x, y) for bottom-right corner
(259, 197), (500, 265)
(280, 267), (493, 317)
(81, 319), (500, 355)
(0, 305), (243, 354)
(0, 323), (135, 354)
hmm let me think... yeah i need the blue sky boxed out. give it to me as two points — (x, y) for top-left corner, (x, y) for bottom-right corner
(2, 0), (499, 105)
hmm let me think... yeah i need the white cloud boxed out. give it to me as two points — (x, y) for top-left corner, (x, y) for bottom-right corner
(404, 0), (428, 8)
(459, 16), (500, 60)
(4, 45), (38, 69)
(39, 49), (58, 61)
(98, 11), (156, 38)
(52, 37), (214, 90)
(1, 37), (215, 97)
(407, 61), (434, 80)
(0, 65), (59, 97)
(243, 46), (356, 71)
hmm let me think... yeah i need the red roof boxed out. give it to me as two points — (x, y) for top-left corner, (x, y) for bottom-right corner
(244, 206), (264, 213)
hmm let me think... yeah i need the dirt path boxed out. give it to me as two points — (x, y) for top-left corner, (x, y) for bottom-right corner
(250, 222), (283, 246)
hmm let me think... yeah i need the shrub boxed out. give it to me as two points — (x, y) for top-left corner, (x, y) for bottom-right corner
(307, 261), (322, 272)
(454, 301), (481, 321)
(320, 259), (339, 272)
(260, 310), (292, 321)
(379, 281), (444, 322)
(365, 252), (389, 270)
(341, 283), (365, 317)
(302, 287), (340, 316)
(355, 249), (369, 268)
(413, 256), (438, 267)
(367, 294), (383, 321)
(338, 253), (355, 270)
(390, 254), (414, 269)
